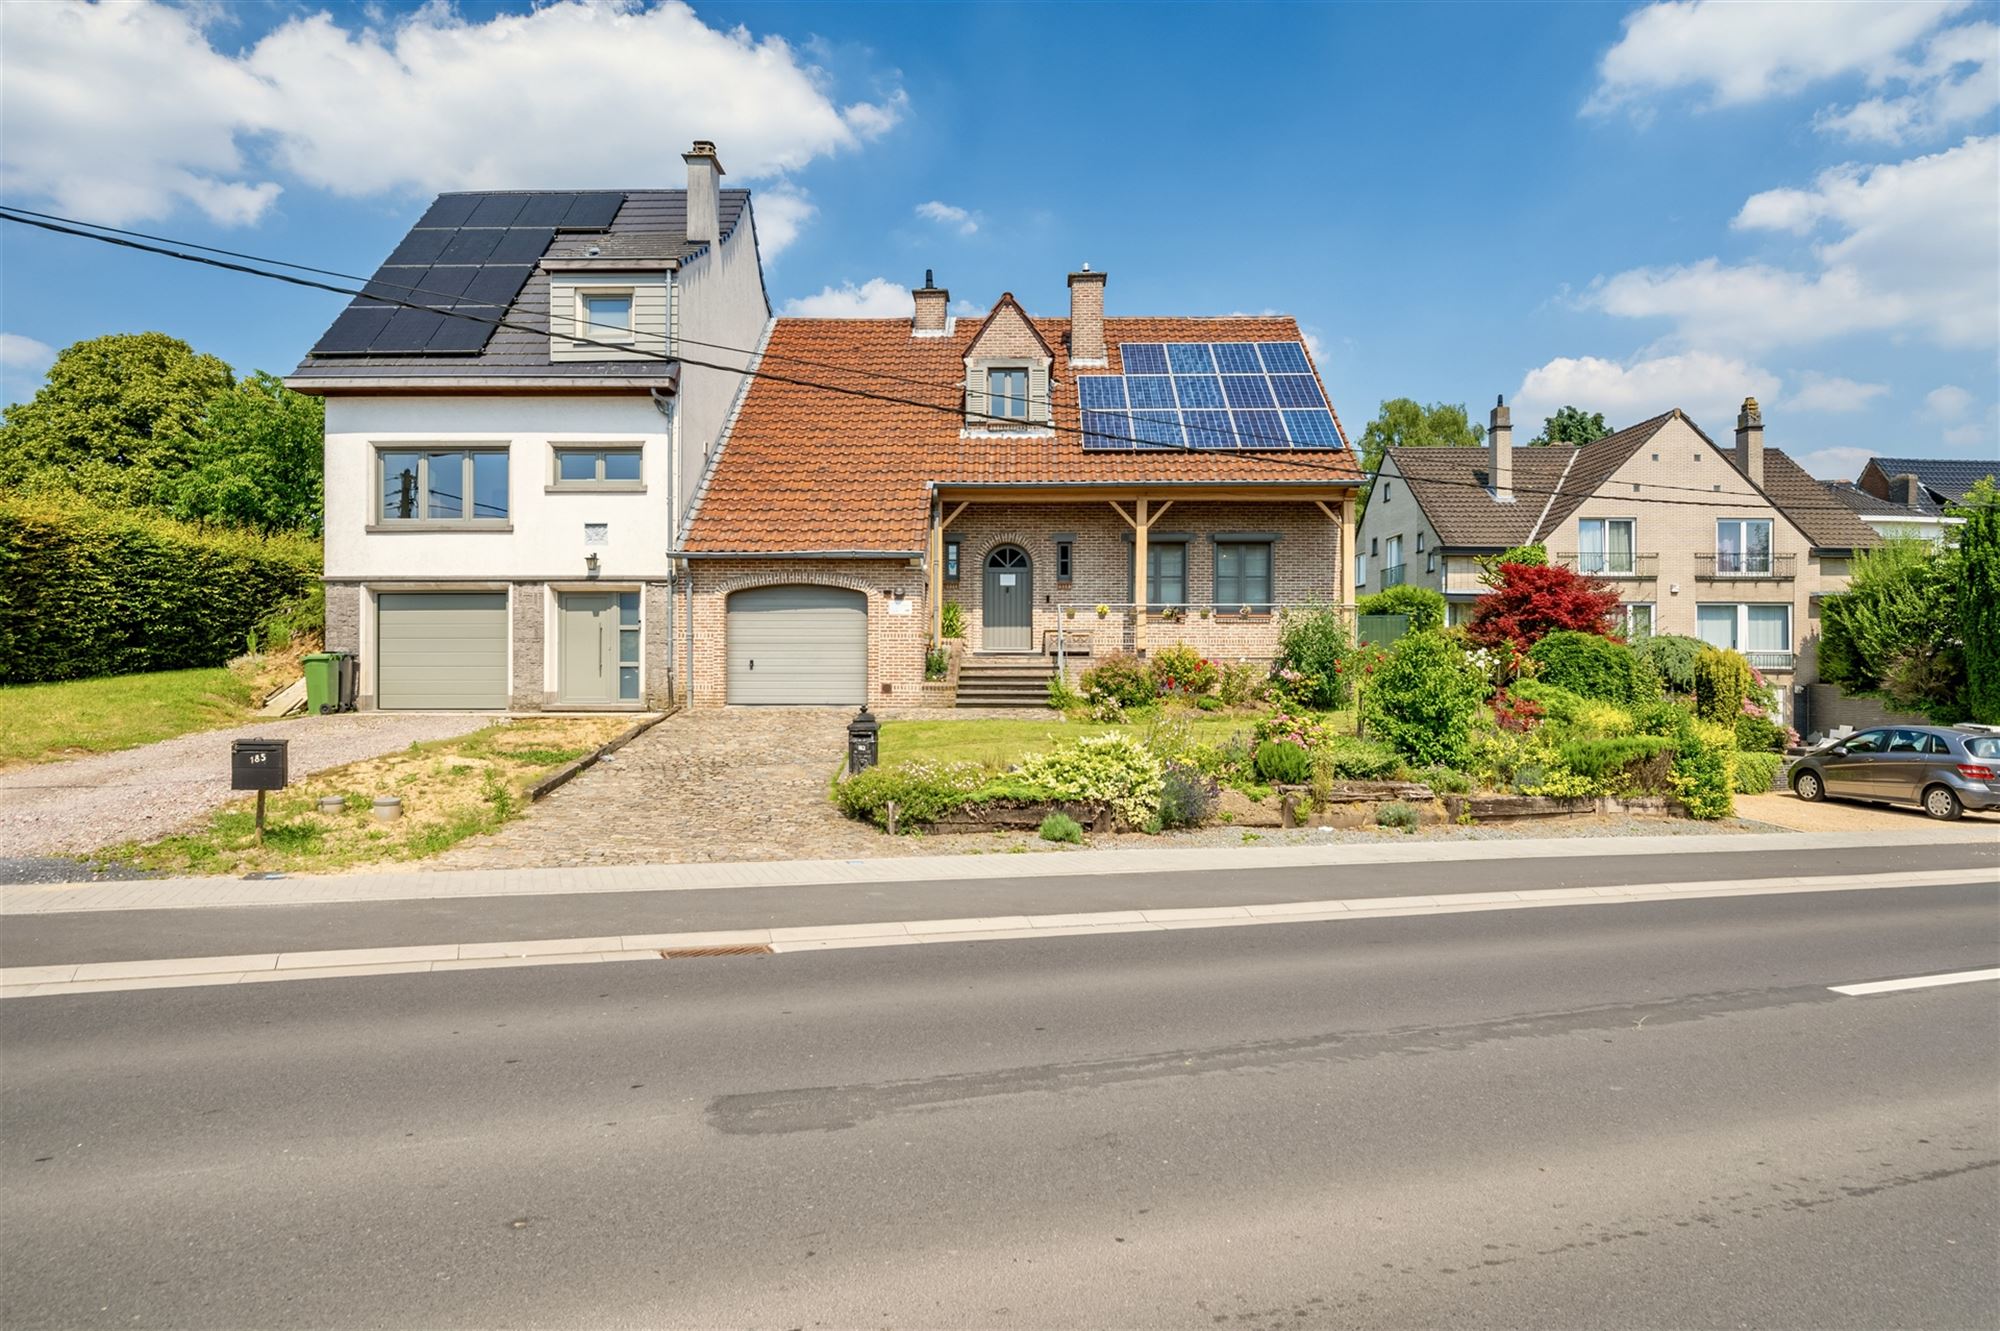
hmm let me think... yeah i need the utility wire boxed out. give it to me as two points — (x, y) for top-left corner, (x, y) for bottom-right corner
(3, 205), (1810, 513)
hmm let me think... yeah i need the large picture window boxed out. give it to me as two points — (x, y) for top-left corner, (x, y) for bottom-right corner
(377, 449), (509, 524)
(1716, 518), (1774, 575)
(1697, 602), (1791, 665)
(1578, 518), (1636, 575)
(1215, 541), (1272, 611)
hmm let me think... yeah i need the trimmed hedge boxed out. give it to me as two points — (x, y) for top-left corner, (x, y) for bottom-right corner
(1528, 630), (1650, 703)
(0, 496), (320, 683)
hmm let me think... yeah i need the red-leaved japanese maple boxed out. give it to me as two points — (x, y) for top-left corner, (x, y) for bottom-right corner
(1466, 562), (1622, 649)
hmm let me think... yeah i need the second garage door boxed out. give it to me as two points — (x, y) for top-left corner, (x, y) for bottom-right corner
(726, 585), (866, 705)
(377, 592), (508, 710)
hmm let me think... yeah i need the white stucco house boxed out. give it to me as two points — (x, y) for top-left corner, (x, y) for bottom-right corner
(287, 142), (769, 710)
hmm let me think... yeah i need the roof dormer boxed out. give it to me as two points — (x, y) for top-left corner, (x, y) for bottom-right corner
(963, 292), (1054, 432)
(545, 265), (669, 362)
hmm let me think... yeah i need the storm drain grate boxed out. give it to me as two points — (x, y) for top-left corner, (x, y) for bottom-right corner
(659, 945), (774, 959)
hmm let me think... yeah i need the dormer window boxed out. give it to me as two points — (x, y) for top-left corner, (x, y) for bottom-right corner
(580, 290), (633, 342)
(546, 268), (667, 362)
(988, 368), (1029, 421)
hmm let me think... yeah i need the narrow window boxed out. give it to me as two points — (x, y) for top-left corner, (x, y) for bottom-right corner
(1426, 550), (1438, 574)
(1056, 539), (1073, 582)
(1143, 542), (1187, 610)
(1622, 603), (1654, 639)
(1356, 551), (1369, 586)
(944, 539), (960, 582)
(1215, 542), (1273, 612)
(617, 592), (641, 702)
(987, 368), (1029, 421)
(1416, 531), (1425, 552)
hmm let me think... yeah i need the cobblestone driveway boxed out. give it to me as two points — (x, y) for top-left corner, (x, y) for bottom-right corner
(436, 709), (931, 868)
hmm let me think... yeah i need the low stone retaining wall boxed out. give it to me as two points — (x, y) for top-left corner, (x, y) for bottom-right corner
(1441, 794), (1688, 822)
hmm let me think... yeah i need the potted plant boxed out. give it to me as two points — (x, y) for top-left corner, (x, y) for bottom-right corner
(1095, 604), (1110, 619)
(1064, 606), (1077, 620)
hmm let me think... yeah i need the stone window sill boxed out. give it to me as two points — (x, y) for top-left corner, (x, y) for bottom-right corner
(545, 483), (647, 494)
(366, 522), (514, 533)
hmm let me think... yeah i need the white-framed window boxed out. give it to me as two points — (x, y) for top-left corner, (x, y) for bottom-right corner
(1383, 535), (1403, 585)
(1356, 551), (1369, 586)
(1619, 602), (1655, 639)
(1415, 531), (1425, 552)
(1697, 602), (1790, 659)
(1426, 550), (1438, 574)
(987, 367), (1029, 421)
(578, 289), (634, 343)
(1716, 518), (1774, 575)
(376, 447), (510, 524)
(1215, 541), (1273, 611)
(551, 445), (643, 489)
(1578, 517), (1636, 575)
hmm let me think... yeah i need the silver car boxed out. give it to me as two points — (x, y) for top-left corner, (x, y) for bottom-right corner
(1791, 725), (2000, 821)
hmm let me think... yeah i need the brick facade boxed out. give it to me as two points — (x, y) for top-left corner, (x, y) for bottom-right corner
(683, 559), (929, 707)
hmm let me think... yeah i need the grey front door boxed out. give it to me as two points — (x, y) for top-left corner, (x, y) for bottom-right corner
(983, 546), (1033, 652)
(558, 592), (617, 705)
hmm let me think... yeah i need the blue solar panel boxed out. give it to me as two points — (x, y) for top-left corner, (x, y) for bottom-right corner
(1082, 410), (1131, 448)
(1211, 342), (1262, 374)
(1078, 341), (1339, 450)
(1231, 410), (1286, 447)
(1120, 343), (1169, 374)
(1222, 375), (1275, 408)
(1133, 411), (1184, 448)
(1184, 411), (1237, 447)
(1283, 410), (1342, 446)
(1173, 375), (1225, 408)
(1078, 377), (1127, 409)
(1258, 342), (1313, 374)
(1270, 374), (1325, 408)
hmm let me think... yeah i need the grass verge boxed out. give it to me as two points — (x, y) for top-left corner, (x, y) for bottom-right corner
(0, 667), (255, 768)
(100, 716), (630, 877)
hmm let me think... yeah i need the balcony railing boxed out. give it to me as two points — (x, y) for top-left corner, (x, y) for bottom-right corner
(1745, 650), (1795, 671)
(1694, 552), (1797, 580)
(1554, 551), (1660, 579)
(1379, 563), (1407, 588)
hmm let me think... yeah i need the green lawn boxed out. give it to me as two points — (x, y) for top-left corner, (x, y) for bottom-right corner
(880, 714), (1264, 770)
(0, 668), (255, 767)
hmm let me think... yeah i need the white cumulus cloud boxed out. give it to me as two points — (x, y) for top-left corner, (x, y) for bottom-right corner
(0, 1), (905, 231)
(1786, 374), (1890, 413)
(1587, 135), (1998, 352)
(1514, 351), (1781, 435)
(1923, 383), (1974, 419)
(1793, 446), (1881, 482)
(915, 200), (978, 235)
(1813, 20), (2000, 145)
(0, 333), (56, 371)
(781, 278), (911, 318)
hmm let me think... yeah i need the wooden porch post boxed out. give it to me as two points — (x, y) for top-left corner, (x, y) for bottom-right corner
(1134, 497), (1149, 656)
(1340, 496), (1357, 613)
(929, 502), (944, 644)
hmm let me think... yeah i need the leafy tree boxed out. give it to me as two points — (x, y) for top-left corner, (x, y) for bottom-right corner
(1466, 562), (1621, 649)
(1476, 542), (1547, 585)
(1951, 477), (2000, 722)
(1531, 405), (1610, 446)
(1357, 583), (1445, 632)
(0, 333), (233, 509)
(1818, 535), (1964, 718)
(1358, 398), (1483, 515)
(167, 373), (325, 534)
(1361, 630), (1489, 767)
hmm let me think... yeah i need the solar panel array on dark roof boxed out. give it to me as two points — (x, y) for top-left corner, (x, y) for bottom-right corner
(309, 191), (624, 357)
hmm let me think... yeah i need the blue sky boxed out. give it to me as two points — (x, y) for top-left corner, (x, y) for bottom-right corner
(2, 0), (1995, 480)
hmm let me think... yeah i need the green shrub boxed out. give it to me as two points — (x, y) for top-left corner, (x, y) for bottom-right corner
(1732, 750), (1786, 794)
(1630, 698), (1696, 739)
(1217, 661), (1264, 706)
(1273, 603), (1354, 709)
(1692, 647), (1754, 724)
(1476, 543), (1547, 583)
(833, 761), (986, 829)
(1046, 673), (1084, 711)
(1038, 811), (1084, 843)
(1254, 739), (1313, 784)
(1363, 630), (1489, 767)
(1015, 733), (1164, 826)
(1148, 643), (1218, 696)
(248, 582), (325, 653)
(1669, 721), (1737, 820)
(1194, 694), (1223, 711)
(1080, 652), (1156, 708)
(1357, 584), (1445, 632)
(1414, 764), (1472, 794)
(1157, 763), (1218, 829)
(1528, 630), (1648, 703)
(1636, 634), (1705, 695)
(0, 495), (320, 683)
(1734, 714), (1786, 753)
(1504, 678), (1631, 737)
(925, 647), (950, 681)
(940, 601), (966, 639)
(1555, 735), (1675, 794)
(1319, 735), (1404, 779)
(1375, 801), (1420, 831)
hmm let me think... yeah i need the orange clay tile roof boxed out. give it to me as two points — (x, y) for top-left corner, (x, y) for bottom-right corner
(681, 314), (1360, 554)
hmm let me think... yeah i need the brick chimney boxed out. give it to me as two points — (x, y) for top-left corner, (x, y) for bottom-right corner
(1488, 394), (1513, 502)
(912, 269), (949, 335)
(683, 140), (723, 245)
(1068, 264), (1106, 365)
(1735, 397), (1764, 488)
(1892, 472), (1925, 507)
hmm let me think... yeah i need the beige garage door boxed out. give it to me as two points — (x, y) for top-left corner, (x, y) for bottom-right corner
(377, 592), (508, 710)
(726, 585), (866, 705)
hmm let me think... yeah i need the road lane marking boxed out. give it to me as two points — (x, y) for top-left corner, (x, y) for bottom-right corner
(1829, 967), (2000, 996)
(3, 867), (1994, 999)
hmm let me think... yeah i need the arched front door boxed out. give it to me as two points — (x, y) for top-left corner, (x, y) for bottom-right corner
(982, 546), (1033, 652)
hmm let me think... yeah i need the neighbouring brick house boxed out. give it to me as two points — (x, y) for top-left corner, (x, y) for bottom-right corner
(675, 270), (1363, 706)
(1354, 397), (1880, 723)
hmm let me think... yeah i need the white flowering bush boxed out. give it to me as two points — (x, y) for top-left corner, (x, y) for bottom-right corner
(1014, 733), (1165, 827)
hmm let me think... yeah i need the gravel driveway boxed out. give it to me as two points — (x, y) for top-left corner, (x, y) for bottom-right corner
(0, 714), (492, 857)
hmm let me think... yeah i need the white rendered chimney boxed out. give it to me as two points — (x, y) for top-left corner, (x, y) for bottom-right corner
(1489, 394), (1513, 502)
(683, 141), (723, 246)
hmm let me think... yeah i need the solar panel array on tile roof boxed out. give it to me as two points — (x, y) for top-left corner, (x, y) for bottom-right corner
(309, 191), (623, 358)
(1077, 342), (1342, 451)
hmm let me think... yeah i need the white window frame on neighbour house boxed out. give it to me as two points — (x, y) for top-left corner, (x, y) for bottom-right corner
(373, 446), (511, 529)
(576, 289), (635, 344)
(1578, 517), (1637, 575)
(1356, 551), (1369, 587)
(1619, 602), (1655, 639)
(549, 445), (644, 491)
(1697, 602), (1791, 668)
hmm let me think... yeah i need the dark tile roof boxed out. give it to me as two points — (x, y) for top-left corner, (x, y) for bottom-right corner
(289, 189), (750, 384)
(1388, 409), (1880, 552)
(1861, 457), (1999, 513)
(682, 313), (1359, 554)
(1825, 480), (1924, 517)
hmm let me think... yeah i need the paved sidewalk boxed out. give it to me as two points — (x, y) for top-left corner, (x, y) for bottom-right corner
(5, 826), (1992, 916)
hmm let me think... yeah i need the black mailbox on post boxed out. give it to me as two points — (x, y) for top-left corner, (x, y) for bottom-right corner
(846, 706), (879, 775)
(231, 738), (289, 791)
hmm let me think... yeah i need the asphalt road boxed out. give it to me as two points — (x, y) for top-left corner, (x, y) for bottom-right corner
(4, 882), (1997, 1329)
